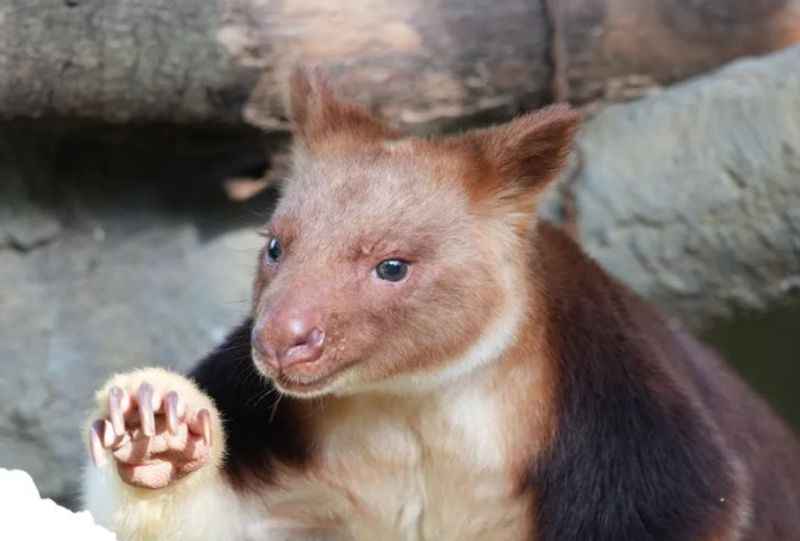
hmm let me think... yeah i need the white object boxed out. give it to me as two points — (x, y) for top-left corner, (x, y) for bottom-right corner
(0, 468), (116, 540)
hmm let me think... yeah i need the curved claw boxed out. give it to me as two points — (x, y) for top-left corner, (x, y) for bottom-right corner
(101, 419), (115, 447)
(201, 409), (212, 446)
(164, 391), (184, 435)
(90, 420), (108, 467)
(138, 383), (156, 437)
(108, 386), (129, 437)
(191, 409), (212, 446)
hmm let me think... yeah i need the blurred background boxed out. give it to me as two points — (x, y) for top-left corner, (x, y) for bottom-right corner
(0, 0), (798, 509)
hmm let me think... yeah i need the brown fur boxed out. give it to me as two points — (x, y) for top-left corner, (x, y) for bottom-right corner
(288, 66), (399, 148)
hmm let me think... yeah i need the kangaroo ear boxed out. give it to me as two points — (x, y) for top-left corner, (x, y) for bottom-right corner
(288, 67), (395, 147)
(470, 105), (581, 204)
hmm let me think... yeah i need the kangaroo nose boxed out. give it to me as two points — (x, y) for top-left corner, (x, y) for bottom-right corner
(281, 323), (325, 368)
(253, 312), (326, 371)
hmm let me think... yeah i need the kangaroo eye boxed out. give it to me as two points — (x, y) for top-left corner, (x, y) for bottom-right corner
(375, 259), (409, 282)
(267, 237), (282, 262)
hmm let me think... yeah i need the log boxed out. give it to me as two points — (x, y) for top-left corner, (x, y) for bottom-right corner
(548, 0), (800, 103)
(0, 0), (552, 129)
(1, 0), (799, 129)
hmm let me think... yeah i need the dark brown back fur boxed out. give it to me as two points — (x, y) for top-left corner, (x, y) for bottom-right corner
(528, 222), (800, 541)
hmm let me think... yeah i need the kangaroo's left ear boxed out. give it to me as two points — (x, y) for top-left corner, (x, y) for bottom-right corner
(287, 66), (396, 148)
(464, 105), (581, 209)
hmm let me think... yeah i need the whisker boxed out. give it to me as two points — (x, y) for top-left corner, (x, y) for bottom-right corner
(269, 392), (284, 423)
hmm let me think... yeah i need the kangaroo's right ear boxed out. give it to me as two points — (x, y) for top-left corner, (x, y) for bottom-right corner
(288, 67), (396, 148)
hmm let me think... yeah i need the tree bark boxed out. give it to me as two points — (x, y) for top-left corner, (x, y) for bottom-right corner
(547, 0), (800, 103)
(1, 0), (799, 129)
(0, 0), (552, 130)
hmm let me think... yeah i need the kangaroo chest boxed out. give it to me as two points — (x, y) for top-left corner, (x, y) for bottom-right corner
(257, 391), (533, 541)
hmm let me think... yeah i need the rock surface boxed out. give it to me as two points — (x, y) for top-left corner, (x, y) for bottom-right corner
(0, 126), (269, 504)
(570, 45), (800, 328)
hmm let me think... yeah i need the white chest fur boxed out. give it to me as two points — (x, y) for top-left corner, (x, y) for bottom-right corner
(258, 386), (532, 541)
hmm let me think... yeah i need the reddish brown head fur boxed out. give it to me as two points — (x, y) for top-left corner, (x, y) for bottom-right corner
(288, 67), (398, 148)
(456, 106), (580, 219)
(250, 67), (580, 397)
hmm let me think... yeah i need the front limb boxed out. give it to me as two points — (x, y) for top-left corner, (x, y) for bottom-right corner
(82, 367), (255, 541)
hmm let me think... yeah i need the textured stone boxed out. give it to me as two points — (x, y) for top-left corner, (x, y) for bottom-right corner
(0, 126), (268, 504)
(570, 45), (800, 328)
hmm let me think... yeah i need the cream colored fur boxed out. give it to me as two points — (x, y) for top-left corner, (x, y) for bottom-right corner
(83, 368), (247, 541)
